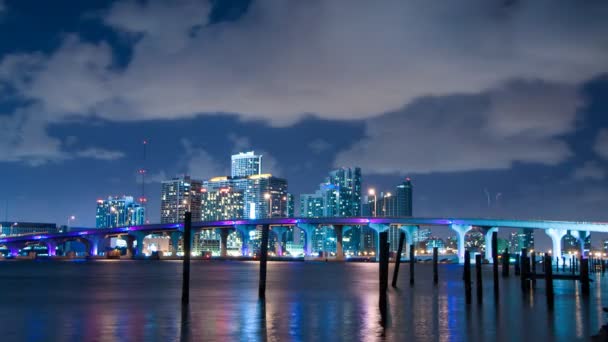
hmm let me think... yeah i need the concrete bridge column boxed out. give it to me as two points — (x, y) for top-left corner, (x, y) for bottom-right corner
(296, 224), (316, 256)
(124, 235), (135, 257)
(334, 225), (344, 260)
(216, 228), (231, 257)
(482, 227), (499, 263)
(271, 227), (287, 256)
(400, 225), (418, 260)
(545, 228), (567, 259)
(45, 240), (58, 256)
(450, 224), (472, 264)
(235, 225), (256, 256)
(369, 223), (390, 261)
(170, 231), (181, 256)
(7, 244), (21, 257)
(86, 236), (103, 257)
(129, 231), (146, 257)
(571, 230), (590, 258)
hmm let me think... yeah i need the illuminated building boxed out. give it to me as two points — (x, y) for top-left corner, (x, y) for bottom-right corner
(96, 196), (145, 228)
(160, 176), (202, 223)
(231, 151), (262, 177)
(200, 187), (244, 221)
(0, 222), (58, 236)
(369, 178), (414, 217)
(300, 167), (362, 217)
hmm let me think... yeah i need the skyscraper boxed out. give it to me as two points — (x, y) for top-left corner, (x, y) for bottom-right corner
(373, 178), (413, 217)
(231, 151), (262, 177)
(96, 196), (145, 228)
(300, 167), (362, 218)
(200, 187), (244, 221)
(160, 176), (202, 223)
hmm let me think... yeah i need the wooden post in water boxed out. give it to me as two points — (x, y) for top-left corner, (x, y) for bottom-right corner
(531, 252), (537, 288)
(562, 257), (566, 272)
(545, 254), (554, 311)
(475, 254), (483, 303)
(580, 257), (590, 296)
(520, 248), (528, 291)
(409, 244), (415, 286)
(433, 247), (439, 285)
(379, 232), (389, 296)
(464, 250), (472, 304)
(259, 224), (270, 299)
(391, 232), (405, 288)
(514, 253), (521, 276)
(181, 211), (192, 305)
(502, 248), (509, 277)
(492, 232), (498, 296)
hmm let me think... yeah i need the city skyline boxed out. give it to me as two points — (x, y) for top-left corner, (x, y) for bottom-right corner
(0, 1), (607, 234)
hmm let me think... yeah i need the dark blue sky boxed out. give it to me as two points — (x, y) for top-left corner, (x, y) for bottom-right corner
(1, 0), (608, 248)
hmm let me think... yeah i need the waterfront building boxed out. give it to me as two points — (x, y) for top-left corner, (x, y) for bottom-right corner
(160, 176), (202, 223)
(425, 238), (446, 254)
(231, 151), (262, 177)
(96, 196), (145, 228)
(0, 221), (58, 236)
(369, 178), (414, 217)
(200, 187), (244, 221)
(300, 167), (362, 218)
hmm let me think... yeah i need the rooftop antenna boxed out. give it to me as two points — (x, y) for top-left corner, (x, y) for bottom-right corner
(138, 139), (148, 223)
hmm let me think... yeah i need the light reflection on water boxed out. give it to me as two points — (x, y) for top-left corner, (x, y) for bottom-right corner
(0, 260), (606, 341)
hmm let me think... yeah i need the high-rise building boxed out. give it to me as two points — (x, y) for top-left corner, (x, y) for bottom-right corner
(373, 178), (413, 217)
(231, 151), (262, 177)
(204, 174), (289, 219)
(96, 196), (145, 228)
(300, 167), (362, 218)
(509, 229), (535, 251)
(200, 187), (244, 221)
(160, 176), (202, 223)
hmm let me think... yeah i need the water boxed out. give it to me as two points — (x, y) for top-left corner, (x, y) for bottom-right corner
(0, 260), (606, 341)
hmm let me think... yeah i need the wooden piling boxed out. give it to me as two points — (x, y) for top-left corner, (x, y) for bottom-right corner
(409, 244), (415, 286)
(464, 250), (472, 304)
(391, 232), (405, 288)
(379, 232), (389, 296)
(502, 248), (509, 277)
(531, 252), (537, 288)
(545, 254), (554, 311)
(433, 247), (438, 285)
(580, 257), (590, 296)
(520, 248), (528, 291)
(476, 254), (483, 303)
(514, 253), (521, 276)
(492, 232), (499, 295)
(259, 224), (270, 299)
(562, 257), (566, 272)
(181, 211), (192, 305)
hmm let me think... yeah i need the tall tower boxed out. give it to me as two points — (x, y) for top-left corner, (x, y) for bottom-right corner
(395, 178), (413, 216)
(160, 176), (202, 223)
(138, 140), (148, 223)
(231, 151), (262, 177)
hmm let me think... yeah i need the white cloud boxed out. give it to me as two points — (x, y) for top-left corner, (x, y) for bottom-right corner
(594, 129), (608, 160)
(75, 148), (125, 161)
(573, 161), (606, 181)
(334, 81), (581, 174)
(309, 139), (332, 154)
(180, 139), (226, 179)
(1, 1), (608, 166)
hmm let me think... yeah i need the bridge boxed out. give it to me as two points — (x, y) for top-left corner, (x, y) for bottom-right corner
(1, 217), (607, 263)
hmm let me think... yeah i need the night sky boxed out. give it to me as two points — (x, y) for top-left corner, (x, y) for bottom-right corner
(1, 0), (608, 249)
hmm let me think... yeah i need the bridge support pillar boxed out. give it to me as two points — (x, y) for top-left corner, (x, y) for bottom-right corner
(271, 227), (287, 256)
(45, 240), (58, 256)
(296, 224), (316, 257)
(482, 227), (499, 263)
(400, 225), (417, 260)
(129, 231), (146, 257)
(370, 223), (390, 261)
(545, 228), (568, 260)
(216, 228), (231, 257)
(86, 236), (103, 257)
(571, 230), (590, 258)
(7, 244), (21, 257)
(450, 224), (473, 264)
(170, 231), (181, 256)
(235, 225), (256, 256)
(334, 225), (344, 260)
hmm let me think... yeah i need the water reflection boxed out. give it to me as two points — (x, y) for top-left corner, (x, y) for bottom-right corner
(0, 261), (606, 341)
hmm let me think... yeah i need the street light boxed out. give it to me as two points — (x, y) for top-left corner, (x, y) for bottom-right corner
(67, 215), (76, 231)
(264, 193), (272, 218)
(368, 189), (377, 217)
(383, 192), (391, 216)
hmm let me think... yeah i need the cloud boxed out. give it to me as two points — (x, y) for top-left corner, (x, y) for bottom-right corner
(594, 129), (608, 160)
(1, 0), (608, 166)
(334, 81), (581, 174)
(573, 161), (606, 181)
(75, 148), (125, 161)
(179, 139), (226, 179)
(308, 139), (332, 154)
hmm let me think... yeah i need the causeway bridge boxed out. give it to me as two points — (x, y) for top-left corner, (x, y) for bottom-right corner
(1, 217), (607, 263)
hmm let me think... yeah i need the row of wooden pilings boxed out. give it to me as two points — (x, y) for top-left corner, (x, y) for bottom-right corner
(179, 217), (597, 314)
